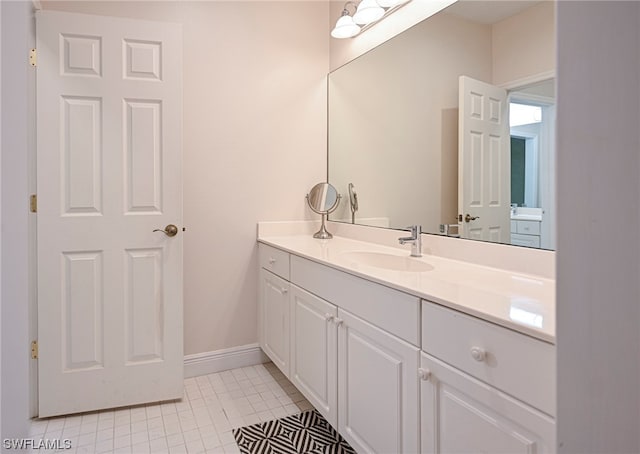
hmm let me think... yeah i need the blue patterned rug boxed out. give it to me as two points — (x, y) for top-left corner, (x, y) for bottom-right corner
(232, 409), (356, 454)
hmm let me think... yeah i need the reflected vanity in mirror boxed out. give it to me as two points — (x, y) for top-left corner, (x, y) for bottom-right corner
(306, 182), (341, 239)
(328, 0), (556, 250)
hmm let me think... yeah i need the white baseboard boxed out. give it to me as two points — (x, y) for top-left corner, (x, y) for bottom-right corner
(184, 343), (269, 378)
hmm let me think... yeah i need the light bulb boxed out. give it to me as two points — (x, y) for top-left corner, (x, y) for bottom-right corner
(353, 0), (385, 25)
(376, 0), (409, 7)
(331, 13), (361, 39)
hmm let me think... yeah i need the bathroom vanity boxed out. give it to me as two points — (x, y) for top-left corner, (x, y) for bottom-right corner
(511, 208), (544, 248)
(257, 222), (555, 453)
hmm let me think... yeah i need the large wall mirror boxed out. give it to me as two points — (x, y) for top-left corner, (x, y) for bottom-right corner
(328, 0), (556, 250)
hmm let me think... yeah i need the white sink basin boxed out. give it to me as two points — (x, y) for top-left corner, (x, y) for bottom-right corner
(340, 251), (434, 273)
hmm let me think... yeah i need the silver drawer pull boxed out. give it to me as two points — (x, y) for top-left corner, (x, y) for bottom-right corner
(268, 257), (276, 264)
(418, 368), (431, 381)
(281, 288), (288, 294)
(324, 313), (334, 322)
(333, 317), (344, 327)
(470, 346), (486, 362)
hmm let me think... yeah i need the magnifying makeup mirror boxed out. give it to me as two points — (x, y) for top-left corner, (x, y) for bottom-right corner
(306, 182), (341, 239)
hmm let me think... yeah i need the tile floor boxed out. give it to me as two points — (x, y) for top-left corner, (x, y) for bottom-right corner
(29, 363), (313, 454)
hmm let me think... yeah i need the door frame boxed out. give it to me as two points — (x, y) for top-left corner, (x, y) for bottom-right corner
(24, 0), (42, 418)
(507, 81), (556, 251)
(29, 1), (39, 419)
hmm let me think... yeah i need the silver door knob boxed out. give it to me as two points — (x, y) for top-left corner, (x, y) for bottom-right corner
(153, 224), (179, 237)
(464, 214), (479, 223)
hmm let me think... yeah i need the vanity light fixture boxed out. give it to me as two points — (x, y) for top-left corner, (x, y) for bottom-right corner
(331, 0), (412, 39)
(353, 0), (385, 25)
(331, 2), (361, 39)
(377, 0), (409, 7)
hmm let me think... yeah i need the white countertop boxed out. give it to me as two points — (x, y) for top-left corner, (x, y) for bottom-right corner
(258, 234), (555, 344)
(511, 207), (543, 221)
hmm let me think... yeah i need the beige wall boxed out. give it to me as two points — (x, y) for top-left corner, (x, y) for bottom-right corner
(492, 1), (556, 86)
(43, 1), (329, 355)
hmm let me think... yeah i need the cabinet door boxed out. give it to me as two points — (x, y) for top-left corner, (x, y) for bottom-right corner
(290, 285), (338, 427)
(338, 309), (420, 453)
(420, 352), (555, 454)
(260, 269), (290, 377)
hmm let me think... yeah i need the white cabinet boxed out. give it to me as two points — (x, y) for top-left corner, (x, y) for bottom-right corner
(421, 301), (555, 453)
(338, 309), (420, 454)
(258, 242), (555, 454)
(260, 246), (421, 451)
(289, 284), (338, 427)
(259, 269), (290, 377)
(422, 302), (555, 416)
(510, 219), (542, 248)
(420, 352), (555, 454)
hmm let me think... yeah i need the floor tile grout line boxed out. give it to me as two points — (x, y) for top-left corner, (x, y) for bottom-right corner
(30, 363), (311, 454)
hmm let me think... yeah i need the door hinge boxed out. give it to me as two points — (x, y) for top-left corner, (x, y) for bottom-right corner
(29, 48), (37, 67)
(30, 194), (37, 213)
(31, 340), (38, 359)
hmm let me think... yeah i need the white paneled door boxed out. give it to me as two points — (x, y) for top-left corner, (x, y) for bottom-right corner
(36, 11), (183, 417)
(458, 76), (510, 243)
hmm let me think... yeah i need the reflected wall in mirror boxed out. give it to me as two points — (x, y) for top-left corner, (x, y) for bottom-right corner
(328, 0), (556, 250)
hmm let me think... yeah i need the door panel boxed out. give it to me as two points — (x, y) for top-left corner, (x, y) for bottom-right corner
(37, 10), (183, 417)
(124, 99), (164, 213)
(62, 251), (104, 371)
(124, 248), (164, 364)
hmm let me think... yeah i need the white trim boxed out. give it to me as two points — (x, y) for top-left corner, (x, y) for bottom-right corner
(0, 0), (3, 434)
(1, 0), (34, 437)
(184, 344), (268, 378)
(498, 70), (555, 90)
(509, 91), (555, 106)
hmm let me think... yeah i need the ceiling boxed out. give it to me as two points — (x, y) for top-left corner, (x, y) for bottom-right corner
(445, 0), (543, 25)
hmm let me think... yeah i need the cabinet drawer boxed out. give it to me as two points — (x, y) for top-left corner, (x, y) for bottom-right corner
(516, 220), (541, 235)
(422, 302), (555, 416)
(511, 233), (541, 248)
(259, 243), (290, 280)
(291, 255), (420, 346)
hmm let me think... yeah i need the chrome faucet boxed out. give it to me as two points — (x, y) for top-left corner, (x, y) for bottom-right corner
(398, 225), (422, 257)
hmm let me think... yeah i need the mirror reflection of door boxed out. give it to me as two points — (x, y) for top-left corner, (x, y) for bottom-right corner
(458, 76), (510, 244)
